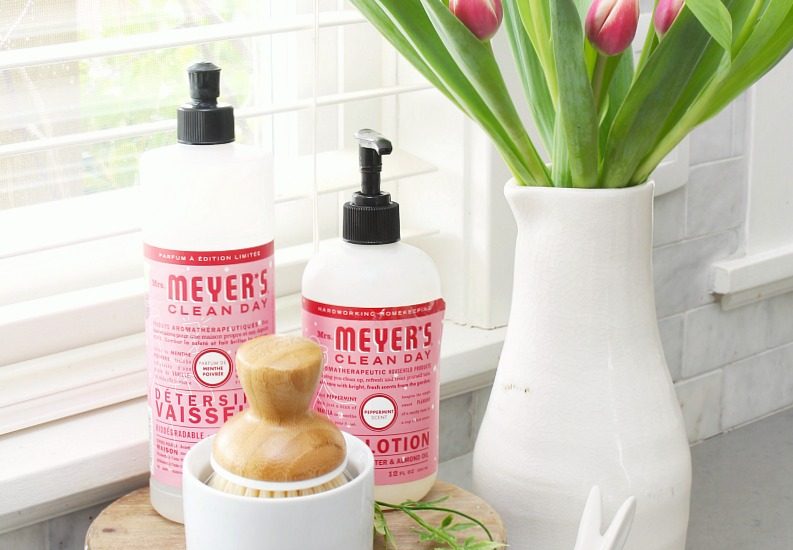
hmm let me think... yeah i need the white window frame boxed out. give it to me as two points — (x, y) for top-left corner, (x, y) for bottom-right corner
(712, 54), (793, 310)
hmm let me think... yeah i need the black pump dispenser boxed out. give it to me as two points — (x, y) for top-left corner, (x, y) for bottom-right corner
(177, 62), (235, 145)
(343, 129), (400, 245)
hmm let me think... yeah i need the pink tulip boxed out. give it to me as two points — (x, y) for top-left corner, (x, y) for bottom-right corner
(449, 0), (503, 41)
(585, 0), (640, 56)
(654, 0), (685, 36)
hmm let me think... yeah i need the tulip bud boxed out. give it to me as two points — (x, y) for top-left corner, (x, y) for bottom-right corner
(585, 0), (640, 56)
(449, 0), (503, 41)
(654, 0), (685, 37)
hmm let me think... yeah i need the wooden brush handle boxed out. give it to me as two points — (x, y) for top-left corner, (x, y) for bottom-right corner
(236, 334), (323, 421)
(212, 335), (347, 482)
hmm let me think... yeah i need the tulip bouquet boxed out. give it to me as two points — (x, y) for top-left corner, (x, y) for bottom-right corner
(350, 0), (793, 188)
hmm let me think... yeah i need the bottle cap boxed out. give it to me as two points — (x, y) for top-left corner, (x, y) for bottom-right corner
(342, 129), (400, 245)
(177, 62), (235, 145)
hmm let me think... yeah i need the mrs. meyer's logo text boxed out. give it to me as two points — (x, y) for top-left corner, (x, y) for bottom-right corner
(163, 270), (269, 316)
(335, 322), (433, 353)
(331, 322), (434, 366)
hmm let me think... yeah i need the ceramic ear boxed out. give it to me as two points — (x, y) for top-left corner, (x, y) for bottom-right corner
(573, 486), (637, 550)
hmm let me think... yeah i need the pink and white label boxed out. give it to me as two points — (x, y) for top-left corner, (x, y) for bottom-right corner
(303, 298), (445, 486)
(145, 243), (275, 488)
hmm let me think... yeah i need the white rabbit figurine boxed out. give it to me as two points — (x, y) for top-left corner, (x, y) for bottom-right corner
(573, 487), (637, 550)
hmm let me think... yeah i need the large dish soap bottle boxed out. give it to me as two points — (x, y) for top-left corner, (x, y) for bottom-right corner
(140, 62), (275, 522)
(302, 129), (444, 503)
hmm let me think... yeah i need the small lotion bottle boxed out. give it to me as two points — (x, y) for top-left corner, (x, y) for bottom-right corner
(140, 62), (275, 522)
(302, 129), (444, 503)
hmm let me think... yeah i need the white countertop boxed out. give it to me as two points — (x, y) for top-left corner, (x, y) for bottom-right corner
(439, 407), (793, 549)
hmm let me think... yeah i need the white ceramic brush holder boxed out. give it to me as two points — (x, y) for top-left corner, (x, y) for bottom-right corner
(183, 431), (375, 550)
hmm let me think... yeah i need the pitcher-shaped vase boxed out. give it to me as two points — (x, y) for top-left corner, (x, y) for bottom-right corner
(472, 181), (691, 550)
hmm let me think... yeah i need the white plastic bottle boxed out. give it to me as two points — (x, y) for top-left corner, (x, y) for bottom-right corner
(302, 130), (444, 503)
(140, 62), (274, 522)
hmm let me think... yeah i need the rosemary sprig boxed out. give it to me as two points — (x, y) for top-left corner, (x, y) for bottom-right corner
(374, 497), (506, 550)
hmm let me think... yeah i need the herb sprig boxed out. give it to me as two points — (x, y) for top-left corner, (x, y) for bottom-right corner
(374, 497), (506, 550)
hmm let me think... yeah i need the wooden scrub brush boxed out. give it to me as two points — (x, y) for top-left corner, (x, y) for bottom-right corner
(207, 334), (348, 497)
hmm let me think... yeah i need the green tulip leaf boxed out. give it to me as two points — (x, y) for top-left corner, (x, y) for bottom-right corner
(601, 6), (716, 187)
(419, 0), (550, 184)
(636, 1), (793, 181)
(701, 3), (793, 121)
(654, 0), (741, 146)
(635, 21), (660, 78)
(573, 0), (589, 20)
(599, 50), (634, 155)
(350, 0), (793, 189)
(346, 1), (458, 108)
(730, 0), (766, 54)
(686, 0), (733, 54)
(517, 0), (558, 99)
(550, 0), (598, 187)
(503, 0), (555, 151)
(351, 0), (548, 185)
(733, 0), (793, 62)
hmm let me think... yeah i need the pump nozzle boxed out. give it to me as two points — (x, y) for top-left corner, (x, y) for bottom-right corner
(177, 61), (235, 145)
(355, 129), (392, 197)
(188, 62), (221, 108)
(344, 129), (400, 245)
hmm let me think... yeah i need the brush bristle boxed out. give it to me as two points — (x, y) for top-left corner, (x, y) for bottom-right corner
(206, 471), (348, 498)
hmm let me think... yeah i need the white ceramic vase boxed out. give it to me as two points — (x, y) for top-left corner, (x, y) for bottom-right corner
(472, 180), (692, 550)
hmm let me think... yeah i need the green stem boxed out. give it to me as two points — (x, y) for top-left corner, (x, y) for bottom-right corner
(733, 0), (767, 54)
(415, 506), (496, 542)
(483, 41), (552, 186)
(401, 508), (459, 546)
(551, 117), (571, 187)
(376, 501), (496, 543)
(524, 0), (559, 104)
(514, 133), (552, 186)
(634, 0), (660, 78)
(592, 53), (608, 111)
(375, 503), (397, 550)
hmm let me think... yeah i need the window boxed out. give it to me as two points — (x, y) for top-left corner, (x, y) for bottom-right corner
(0, 1), (468, 434)
(713, 54), (793, 309)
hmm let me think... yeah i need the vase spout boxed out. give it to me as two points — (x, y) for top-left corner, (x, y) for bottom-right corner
(504, 181), (657, 342)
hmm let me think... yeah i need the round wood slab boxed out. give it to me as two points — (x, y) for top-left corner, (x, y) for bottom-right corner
(85, 481), (506, 549)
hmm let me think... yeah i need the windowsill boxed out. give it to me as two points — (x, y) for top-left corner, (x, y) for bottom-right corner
(713, 243), (793, 310)
(0, 320), (505, 534)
